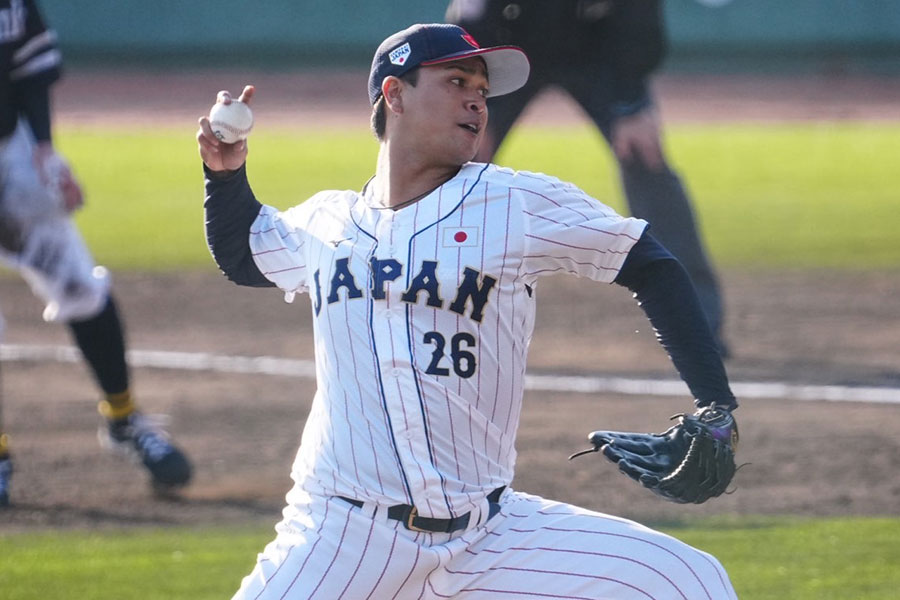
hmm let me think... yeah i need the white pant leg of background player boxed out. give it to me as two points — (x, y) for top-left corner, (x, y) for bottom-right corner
(0, 121), (109, 323)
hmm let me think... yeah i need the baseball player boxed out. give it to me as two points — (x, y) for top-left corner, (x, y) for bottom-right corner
(198, 23), (738, 599)
(0, 0), (191, 507)
(447, 0), (729, 357)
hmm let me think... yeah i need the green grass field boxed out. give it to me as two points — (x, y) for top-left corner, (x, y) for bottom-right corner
(2, 517), (898, 599)
(6, 122), (897, 597)
(57, 121), (900, 271)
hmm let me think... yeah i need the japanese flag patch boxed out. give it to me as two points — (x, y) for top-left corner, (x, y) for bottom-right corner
(442, 226), (480, 248)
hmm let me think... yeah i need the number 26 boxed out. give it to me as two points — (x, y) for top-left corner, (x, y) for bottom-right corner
(423, 331), (477, 378)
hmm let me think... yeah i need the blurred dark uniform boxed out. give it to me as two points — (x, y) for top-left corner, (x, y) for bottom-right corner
(447, 0), (727, 352)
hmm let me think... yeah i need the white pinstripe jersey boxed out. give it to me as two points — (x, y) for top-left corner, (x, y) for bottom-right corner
(249, 162), (647, 520)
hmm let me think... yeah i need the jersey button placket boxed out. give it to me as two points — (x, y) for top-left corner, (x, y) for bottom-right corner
(389, 212), (399, 255)
(371, 220), (426, 472)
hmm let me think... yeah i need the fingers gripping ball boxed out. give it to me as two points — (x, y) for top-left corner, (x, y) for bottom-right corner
(569, 405), (738, 504)
(208, 100), (254, 144)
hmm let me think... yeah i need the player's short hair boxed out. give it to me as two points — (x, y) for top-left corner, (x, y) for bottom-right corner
(370, 68), (420, 141)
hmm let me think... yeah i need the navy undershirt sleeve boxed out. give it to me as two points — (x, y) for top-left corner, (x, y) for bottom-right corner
(203, 164), (274, 288)
(614, 230), (737, 410)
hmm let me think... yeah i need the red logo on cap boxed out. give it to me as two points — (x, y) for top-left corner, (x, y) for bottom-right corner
(461, 33), (480, 49)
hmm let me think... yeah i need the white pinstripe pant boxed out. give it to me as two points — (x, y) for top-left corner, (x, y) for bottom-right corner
(233, 488), (737, 599)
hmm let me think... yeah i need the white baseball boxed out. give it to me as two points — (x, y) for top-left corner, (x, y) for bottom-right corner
(208, 100), (254, 144)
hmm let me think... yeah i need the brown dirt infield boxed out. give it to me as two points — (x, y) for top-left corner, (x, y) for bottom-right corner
(1, 70), (899, 533)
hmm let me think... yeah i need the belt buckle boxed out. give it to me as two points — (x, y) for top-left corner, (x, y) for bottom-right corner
(404, 506), (429, 533)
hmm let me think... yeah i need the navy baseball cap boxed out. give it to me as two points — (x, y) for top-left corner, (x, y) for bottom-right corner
(368, 23), (530, 105)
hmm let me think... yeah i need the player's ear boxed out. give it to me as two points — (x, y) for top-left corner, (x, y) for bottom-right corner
(382, 76), (404, 114)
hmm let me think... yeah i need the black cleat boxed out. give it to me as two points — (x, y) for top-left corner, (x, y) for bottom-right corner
(99, 412), (192, 489)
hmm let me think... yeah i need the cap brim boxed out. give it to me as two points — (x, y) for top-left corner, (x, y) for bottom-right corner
(421, 46), (530, 98)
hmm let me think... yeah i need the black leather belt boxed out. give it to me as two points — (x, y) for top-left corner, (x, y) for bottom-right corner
(339, 486), (505, 533)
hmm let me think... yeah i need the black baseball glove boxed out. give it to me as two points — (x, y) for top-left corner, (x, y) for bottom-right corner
(569, 405), (738, 504)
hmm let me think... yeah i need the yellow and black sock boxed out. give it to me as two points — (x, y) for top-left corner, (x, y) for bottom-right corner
(98, 390), (136, 422)
(0, 433), (10, 460)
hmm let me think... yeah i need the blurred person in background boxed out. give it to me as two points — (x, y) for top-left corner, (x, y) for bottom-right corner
(447, 0), (728, 356)
(0, 0), (190, 507)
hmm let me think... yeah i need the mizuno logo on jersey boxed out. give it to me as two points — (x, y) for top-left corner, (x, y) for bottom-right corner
(312, 258), (497, 323)
(389, 43), (411, 66)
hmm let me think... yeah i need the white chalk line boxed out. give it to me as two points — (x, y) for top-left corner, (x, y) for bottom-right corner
(2, 343), (898, 404)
